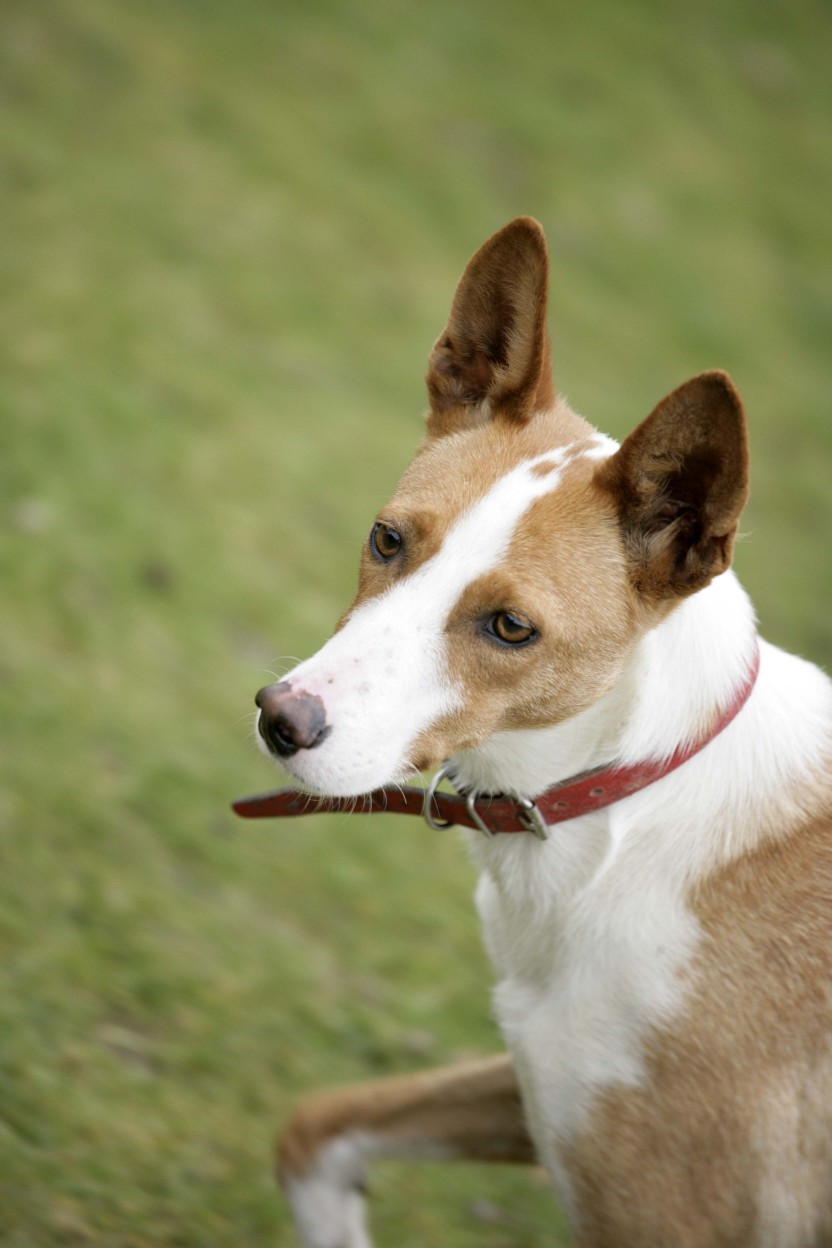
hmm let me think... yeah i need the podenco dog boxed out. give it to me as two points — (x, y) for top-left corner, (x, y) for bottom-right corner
(244, 219), (832, 1247)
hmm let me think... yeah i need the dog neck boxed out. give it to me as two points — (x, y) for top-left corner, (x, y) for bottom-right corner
(450, 568), (759, 803)
(452, 570), (832, 917)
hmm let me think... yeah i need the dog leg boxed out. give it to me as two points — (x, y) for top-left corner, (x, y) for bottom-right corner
(277, 1053), (535, 1248)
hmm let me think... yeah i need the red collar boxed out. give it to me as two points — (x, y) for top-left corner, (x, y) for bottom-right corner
(232, 642), (760, 840)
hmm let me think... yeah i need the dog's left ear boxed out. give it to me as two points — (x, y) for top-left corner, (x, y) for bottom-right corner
(596, 371), (749, 601)
(425, 217), (554, 437)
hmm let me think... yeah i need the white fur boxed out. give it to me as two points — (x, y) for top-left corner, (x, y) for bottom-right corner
(284, 1135), (374, 1248)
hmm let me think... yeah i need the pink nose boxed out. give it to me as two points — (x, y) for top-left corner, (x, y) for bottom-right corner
(255, 682), (330, 757)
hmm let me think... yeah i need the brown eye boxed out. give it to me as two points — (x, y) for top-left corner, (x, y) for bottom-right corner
(487, 611), (537, 647)
(370, 522), (403, 561)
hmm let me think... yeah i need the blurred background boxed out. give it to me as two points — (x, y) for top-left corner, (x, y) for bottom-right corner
(2, 0), (830, 1243)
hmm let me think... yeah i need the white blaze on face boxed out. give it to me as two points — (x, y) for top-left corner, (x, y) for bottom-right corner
(269, 437), (616, 796)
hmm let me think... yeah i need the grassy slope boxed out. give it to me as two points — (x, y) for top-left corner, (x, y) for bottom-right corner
(1, 0), (830, 1242)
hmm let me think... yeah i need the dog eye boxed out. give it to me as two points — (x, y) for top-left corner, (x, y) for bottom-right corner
(486, 611), (537, 646)
(370, 522), (403, 561)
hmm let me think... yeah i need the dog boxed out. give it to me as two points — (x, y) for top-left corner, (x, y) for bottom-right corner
(248, 218), (832, 1247)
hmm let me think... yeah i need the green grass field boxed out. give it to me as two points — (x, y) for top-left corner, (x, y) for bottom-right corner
(2, 0), (831, 1243)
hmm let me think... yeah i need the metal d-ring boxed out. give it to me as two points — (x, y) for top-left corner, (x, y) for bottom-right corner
(466, 788), (498, 837)
(423, 762), (458, 831)
(517, 795), (550, 841)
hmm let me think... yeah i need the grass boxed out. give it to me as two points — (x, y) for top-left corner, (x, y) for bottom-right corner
(1, 0), (830, 1242)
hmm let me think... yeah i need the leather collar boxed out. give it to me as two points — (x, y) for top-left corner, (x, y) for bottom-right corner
(232, 642), (760, 840)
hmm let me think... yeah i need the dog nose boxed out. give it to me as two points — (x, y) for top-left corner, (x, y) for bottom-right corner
(255, 682), (329, 757)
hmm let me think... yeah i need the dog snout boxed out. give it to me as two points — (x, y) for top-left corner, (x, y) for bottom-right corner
(255, 682), (330, 757)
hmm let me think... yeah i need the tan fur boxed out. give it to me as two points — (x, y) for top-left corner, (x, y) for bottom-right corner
(278, 1055), (536, 1179)
(564, 803), (832, 1248)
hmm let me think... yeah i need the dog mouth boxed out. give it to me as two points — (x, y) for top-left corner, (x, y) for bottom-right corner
(257, 725), (432, 802)
(251, 652), (456, 796)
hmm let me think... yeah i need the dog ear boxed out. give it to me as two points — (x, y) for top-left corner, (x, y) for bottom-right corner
(596, 371), (749, 601)
(425, 217), (554, 437)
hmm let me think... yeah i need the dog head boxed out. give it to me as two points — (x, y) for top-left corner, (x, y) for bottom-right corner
(255, 219), (748, 797)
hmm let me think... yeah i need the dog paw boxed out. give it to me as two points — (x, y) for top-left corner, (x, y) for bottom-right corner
(284, 1173), (373, 1248)
(279, 1127), (375, 1248)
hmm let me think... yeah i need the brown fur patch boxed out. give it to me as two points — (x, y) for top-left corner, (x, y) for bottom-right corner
(564, 799), (832, 1248)
(278, 1055), (536, 1180)
(530, 457), (562, 477)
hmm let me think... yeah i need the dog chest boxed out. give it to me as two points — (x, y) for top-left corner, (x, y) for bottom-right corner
(473, 841), (701, 1196)
(473, 805), (832, 1245)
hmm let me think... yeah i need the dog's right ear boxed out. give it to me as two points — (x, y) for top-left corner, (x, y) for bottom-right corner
(425, 218), (554, 437)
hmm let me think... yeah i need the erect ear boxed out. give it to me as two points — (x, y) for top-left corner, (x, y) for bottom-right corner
(596, 371), (749, 601)
(425, 217), (555, 437)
